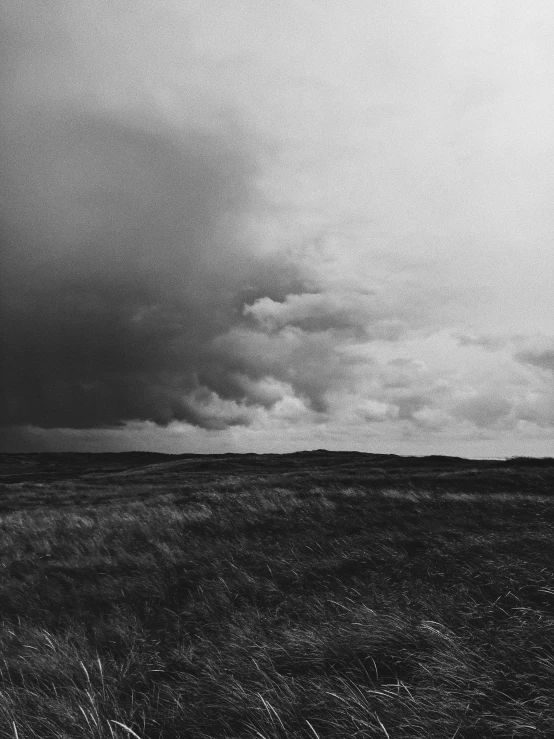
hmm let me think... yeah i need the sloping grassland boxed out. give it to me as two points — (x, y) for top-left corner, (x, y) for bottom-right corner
(1, 451), (554, 738)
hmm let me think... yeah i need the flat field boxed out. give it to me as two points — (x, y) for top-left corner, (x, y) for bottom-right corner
(1, 451), (554, 739)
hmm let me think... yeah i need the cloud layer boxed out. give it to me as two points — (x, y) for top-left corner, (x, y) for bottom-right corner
(2, 0), (554, 457)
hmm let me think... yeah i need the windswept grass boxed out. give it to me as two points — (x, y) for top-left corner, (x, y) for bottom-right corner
(1, 453), (554, 737)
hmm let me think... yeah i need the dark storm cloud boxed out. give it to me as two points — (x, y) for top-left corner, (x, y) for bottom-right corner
(1, 102), (377, 436)
(0, 106), (300, 430)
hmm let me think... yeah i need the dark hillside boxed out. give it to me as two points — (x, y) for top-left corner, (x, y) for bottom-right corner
(1, 450), (553, 512)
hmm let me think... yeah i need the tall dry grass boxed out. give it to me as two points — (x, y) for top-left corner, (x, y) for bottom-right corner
(1, 461), (554, 737)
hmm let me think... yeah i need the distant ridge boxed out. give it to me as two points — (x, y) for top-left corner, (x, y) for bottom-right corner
(0, 449), (552, 486)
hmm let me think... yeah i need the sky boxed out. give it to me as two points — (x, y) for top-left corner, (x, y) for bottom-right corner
(1, 0), (554, 457)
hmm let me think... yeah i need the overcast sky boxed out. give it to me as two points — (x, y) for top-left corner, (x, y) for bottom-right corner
(1, 0), (554, 457)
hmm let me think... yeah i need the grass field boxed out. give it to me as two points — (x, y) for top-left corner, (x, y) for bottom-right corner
(1, 451), (554, 739)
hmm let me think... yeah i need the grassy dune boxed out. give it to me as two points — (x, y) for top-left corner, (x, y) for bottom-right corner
(1, 452), (554, 738)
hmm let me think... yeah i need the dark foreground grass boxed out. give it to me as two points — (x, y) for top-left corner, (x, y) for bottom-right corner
(2, 454), (554, 738)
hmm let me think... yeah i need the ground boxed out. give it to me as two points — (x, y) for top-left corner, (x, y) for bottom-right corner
(1, 451), (554, 738)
